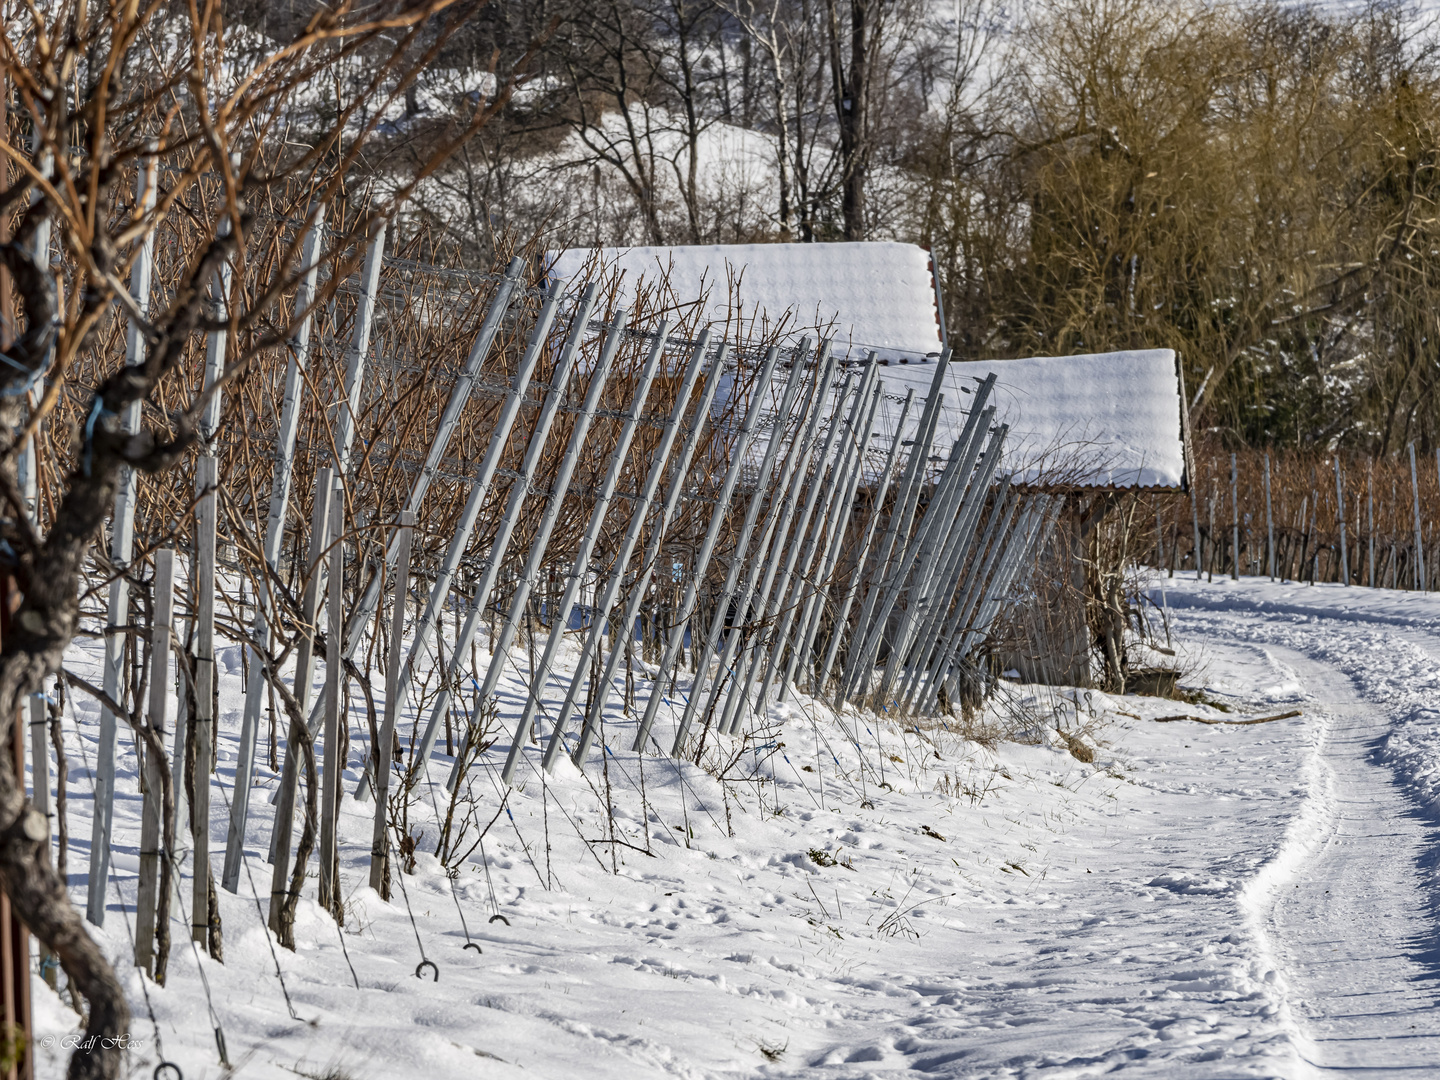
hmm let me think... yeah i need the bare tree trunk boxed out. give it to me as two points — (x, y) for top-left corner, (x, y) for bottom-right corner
(826, 0), (870, 240)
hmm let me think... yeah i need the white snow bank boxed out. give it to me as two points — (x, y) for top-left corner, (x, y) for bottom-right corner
(33, 590), (1330, 1079)
(1152, 572), (1440, 628)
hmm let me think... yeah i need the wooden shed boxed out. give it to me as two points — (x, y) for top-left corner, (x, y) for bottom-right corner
(551, 243), (1192, 688)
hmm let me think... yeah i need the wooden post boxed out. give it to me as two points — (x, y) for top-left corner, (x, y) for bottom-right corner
(188, 202), (230, 948)
(1410, 443), (1425, 591)
(1230, 453), (1239, 580)
(191, 453), (218, 947)
(135, 550), (175, 973)
(1368, 463), (1376, 589)
(369, 513), (413, 897)
(318, 480), (346, 915)
(1207, 486), (1216, 582)
(26, 687), (47, 865)
(1264, 453), (1275, 580)
(1335, 456), (1349, 585)
(1190, 463), (1203, 581)
(1155, 500), (1165, 571)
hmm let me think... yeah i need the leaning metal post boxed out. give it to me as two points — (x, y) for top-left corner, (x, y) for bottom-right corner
(780, 378), (885, 704)
(500, 320), (672, 784)
(635, 342), (785, 754)
(441, 310), (633, 792)
(670, 345), (812, 753)
(391, 282), (580, 766)
(567, 343), (732, 768)
(341, 257), (528, 656)
(415, 290), (601, 782)
(535, 331), (714, 773)
(815, 388), (915, 700)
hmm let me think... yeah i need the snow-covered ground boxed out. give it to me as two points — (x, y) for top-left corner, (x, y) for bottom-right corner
(29, 574), (1440, 1078)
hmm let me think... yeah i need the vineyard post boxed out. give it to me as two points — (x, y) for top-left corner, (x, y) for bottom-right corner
(343, 258), (527, 656)
(1368, 463), (1376, 589)
(1410, 443), (1425, 590)
(368, 511), (413, 896)
(1230, 453), (1239, 580)
(755, 367), (878, 711)
(415, 291), (601, 782)
(391, 283), (578, 776)
(888, 406), (1006, 710)
(695, 348), (842, 736)
(225, 209), (326, 892)
(896, 426), (1010, 712)
(1264, 452), (1275, 580)
(332, 223), (385, 475)
(87, 156), (156, 926)
(317, 479), (346, 914)
(786, 381), (886, 703)
(815, 389), (915, 696)
(442, 310), (634, 791)
(838, 361), (953, 701)
(916, 434), (1016, 716)
(500, 320), (672, 783)
(535, 331), (714, 772)
(268, 469), (333, 927)
(186, 198), (233, 949)
(1155, 499), (1164, 572)
(781, 371), (895, 707)
(862, 432), (970, 708)
(635, 343), (786, 754)
(134, 549), (175, 973)
(670, 346), (810, 747)
(1336, 456), (1349, 585)
(722, 369), (855, 732)
(1190, 464), (1203, 582)
(565, 341), (731, 766)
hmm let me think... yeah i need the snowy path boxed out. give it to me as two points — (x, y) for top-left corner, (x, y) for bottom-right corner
(1262, 645), (1440, 1073)
(27, 576), (1440, 1079)
(1163, 579), (1440, 1075)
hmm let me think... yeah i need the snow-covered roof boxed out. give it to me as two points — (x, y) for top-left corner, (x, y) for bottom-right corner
(546, 242), (944, 361)
(548, 244), (1183, 490)
(873, 349), (1188, 491)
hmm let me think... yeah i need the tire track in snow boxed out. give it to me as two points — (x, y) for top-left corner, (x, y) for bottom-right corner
(1229, 644), (1332, 1080)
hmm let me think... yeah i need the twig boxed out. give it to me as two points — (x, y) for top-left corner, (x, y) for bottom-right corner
(1153, 709), (1302, 726)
